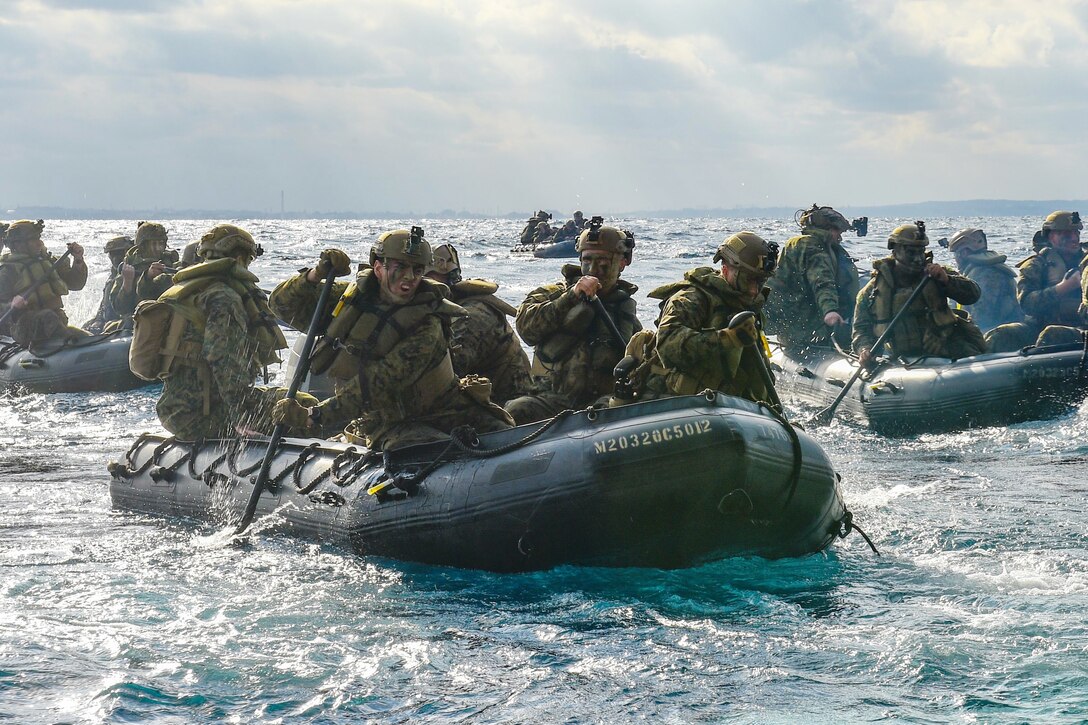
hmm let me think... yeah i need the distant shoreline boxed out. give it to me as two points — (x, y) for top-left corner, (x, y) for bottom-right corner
(4, 199), (1086, 221)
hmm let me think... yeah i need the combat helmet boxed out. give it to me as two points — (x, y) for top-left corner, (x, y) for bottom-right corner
(134, 221), (168, 249)
(196, 224), (260, 261)
(797, 204), (851, 232)
(103, 235), (133, 254)
(369, 226), (433, 267)
(947, 228), (986, 253)
(887, 221), (928, 249)
(4, 219), (44, 249)
(428, 243), (462, 284)
(1042, 210), (1082, 232)
(713, 231), (778, 277)
(575, 216), (635, 263)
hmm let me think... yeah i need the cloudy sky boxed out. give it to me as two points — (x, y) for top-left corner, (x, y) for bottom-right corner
(2, 0), (1087, 214)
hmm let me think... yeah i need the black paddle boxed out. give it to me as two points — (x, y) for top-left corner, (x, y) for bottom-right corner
(234, 265), (338, 535)
(729, 311), (784, 415)
(0, 248), (74, 329)
(808, 275), (932, 426)
(586, 295), (627, 350)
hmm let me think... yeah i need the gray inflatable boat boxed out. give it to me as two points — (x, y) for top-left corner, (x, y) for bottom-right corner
(0, 331), (150, 394)
(771, 342), (1088, 435)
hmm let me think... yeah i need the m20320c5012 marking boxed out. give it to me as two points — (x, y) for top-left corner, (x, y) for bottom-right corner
(594, 418), (712, 454)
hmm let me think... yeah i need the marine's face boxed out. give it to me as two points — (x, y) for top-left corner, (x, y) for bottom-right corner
(1050, 229), (1081, 256)
(11, 237), (45, 256)
(375, 258), (425, 304)
(893, 244), (927, 275)
(828, 228), (844, 243)
(722, 264), (766, 303)
(142, 238), (167, 260)
(580, 250), (625, 291)
(424, 270), (449, 285)
(108, 250), (127, 267)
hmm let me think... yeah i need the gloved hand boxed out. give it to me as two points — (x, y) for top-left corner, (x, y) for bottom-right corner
(718, 315), (758, 348)
(271, 398), (312, 428)
(316, 248), (352, 278)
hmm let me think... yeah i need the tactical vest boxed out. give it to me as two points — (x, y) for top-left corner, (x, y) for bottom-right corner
(310, 272), (465, 411)
(1019, 248), (1082, 324)
(129, 258), (286, 392)
(649, 267), (768, 397)
(529, 274), (639, 375)
(0, 252), (68, 310)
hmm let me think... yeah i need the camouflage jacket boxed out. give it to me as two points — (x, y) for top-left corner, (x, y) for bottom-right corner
(1016, 247), (1085, 327)
(957, 251), (1023, 332)
(109, 246), (181, 316)
(765, 227), (860, 350)
(156, 265), (279, 439)
(652, 266), (772, 405)
(516, 265), (640, 408)
(270, 269), (468, 432)
(853, 257), (980, 358)
(449, 280), (531, 405)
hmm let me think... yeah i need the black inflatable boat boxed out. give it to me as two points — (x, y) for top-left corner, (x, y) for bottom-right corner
(108, 393), (852, 571)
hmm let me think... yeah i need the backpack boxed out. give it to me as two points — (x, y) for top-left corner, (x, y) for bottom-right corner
(129, 298), (203, 381)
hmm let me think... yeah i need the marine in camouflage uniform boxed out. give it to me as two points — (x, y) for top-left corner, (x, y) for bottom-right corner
(270, 228), (513, 450)
(986, 211), (1086, 352)
(765, 205), (860, 355)
(153, 224), (307, 440)
(425, 243), (531, 405)
(109, 222), (181, 319)
(642, 232), (780, 406)
(505, 222), (640, 424)
(83, 235), (132, 333)
(946, 227), (1022, 334)
(853, 222), (985, 365)
(0, 219), (89, 347)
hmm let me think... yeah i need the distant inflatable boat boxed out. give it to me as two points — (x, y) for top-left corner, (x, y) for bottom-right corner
(108, 393), (853, 571)
(509, 239), (578, 258)
(0, 331), (149, 394)
(771, 342), (1088, 435)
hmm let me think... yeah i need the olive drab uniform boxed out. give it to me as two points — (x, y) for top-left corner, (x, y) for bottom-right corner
(0, 250), (88, 347)
(985, 247), (1086, 351)
(649, 267), (774, 405)
(85, 268), (123, 334)
(109, 245), (181, 318)
(270, 269), (512, 450)
(151, 258), (298, 440)
(955, 250), (1022, 333)
(853, 258), (986, 360)
(764, 226), (859, 354)
(505, 264), (640, 424)
(448, 280), (531, 406)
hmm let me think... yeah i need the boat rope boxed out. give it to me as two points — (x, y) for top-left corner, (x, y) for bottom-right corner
(751, 397), (804, 516)
(836, 509), (879, 555)
(377, 409), (579, 496)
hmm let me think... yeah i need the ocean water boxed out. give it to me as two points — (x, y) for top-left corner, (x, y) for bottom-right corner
(1, 216), (1086, 723)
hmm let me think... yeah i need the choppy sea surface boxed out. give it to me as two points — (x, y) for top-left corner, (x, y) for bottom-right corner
(2, 216), (1086, 723)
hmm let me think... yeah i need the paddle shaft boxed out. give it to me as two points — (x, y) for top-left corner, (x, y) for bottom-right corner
(0, 249), (74, 329)
(811, 275), (931, 425)
(234, 270), (338, 535)
(587, 295), (627, 350)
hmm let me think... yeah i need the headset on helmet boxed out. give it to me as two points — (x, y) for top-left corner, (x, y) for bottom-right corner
(428, 243), (462, 284)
